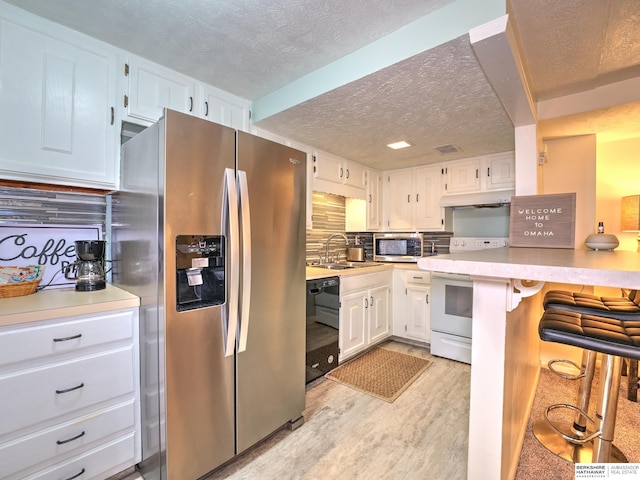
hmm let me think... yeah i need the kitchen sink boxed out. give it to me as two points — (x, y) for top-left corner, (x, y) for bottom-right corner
(312, 261), (382, 270)
(317, 264), (354, 270)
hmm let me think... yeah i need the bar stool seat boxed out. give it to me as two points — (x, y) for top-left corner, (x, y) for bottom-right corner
(535, 308), (640, 463)
(544, 290), (640, 319)
(540, 309), (640, 357)
(544, 289), (640, 401)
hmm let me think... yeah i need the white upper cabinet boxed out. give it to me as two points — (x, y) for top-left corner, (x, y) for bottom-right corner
(385, 165), (446, 231)
(443, 159), (481, 194)
(0, 4), (120, 189)
(199, 85), (250, 132)
(313, 151), (343, 184)
(125, 56), (251, 131)
(414, 165), (445, 230)
(484, 151), (515, 190)
(386, 170), (414, 230)
(442, 152), (515, 195)
(366, 168), (383, 231)
(125, 56), (196, 123)
(344, 161), (367, 189)
(312, 151), (367, 199)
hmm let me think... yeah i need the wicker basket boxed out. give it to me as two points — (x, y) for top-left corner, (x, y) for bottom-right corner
(0, 279), (42, 298)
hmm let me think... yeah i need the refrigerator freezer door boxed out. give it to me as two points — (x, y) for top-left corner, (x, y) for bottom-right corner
(236, 131), (306, 453)
(163, 110), (237, 479)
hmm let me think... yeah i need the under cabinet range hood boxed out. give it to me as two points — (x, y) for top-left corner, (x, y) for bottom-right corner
(439, 190), (514, 208)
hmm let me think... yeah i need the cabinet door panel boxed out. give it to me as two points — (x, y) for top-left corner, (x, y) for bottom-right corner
(386, 171), (413, 230)
(0, 17), (117, 187)
(366, 169), (383, 230)
(344, 161), (366, 189)
(407, 285), (430, 342)
(201, 88), (249, 131)
(313, 152), (343, 183)
(414, 165), (443, 230)
(444, 159), (480, 194)
(485, 152), (515, 190)
(127, 57), (194, 122)
(340, 292), (367, 361)
(368, 285), (390, 344)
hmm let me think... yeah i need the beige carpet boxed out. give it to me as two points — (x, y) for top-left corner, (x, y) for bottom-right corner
(326, 346), (432, 402)
(516, 367), (640, 479)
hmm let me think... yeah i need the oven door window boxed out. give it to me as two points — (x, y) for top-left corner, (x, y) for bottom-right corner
(444, 284), (473, 318)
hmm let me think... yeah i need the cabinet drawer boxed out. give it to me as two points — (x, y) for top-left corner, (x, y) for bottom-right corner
(0, 347), (135, 436)
(21, 433), (137, 480)
(0, 400), (135, 479)
(341, 271), (392, 293)
(405, 271), (431, 285)
(0, 310), (135, 367)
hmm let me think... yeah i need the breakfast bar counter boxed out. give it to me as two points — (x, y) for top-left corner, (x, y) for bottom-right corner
(418, 248), (640, 480)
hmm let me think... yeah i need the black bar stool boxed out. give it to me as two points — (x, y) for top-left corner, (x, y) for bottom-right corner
(544, 289), (640, 403)
(534, 308), (640, 463)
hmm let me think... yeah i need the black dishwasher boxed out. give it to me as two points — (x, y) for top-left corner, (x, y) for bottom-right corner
(306, 276), (340, 384)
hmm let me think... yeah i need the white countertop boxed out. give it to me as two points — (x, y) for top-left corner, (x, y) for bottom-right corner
(417, 247), (640, 290)
(0, 284), (140, 327)
(306, 262), (418, 280)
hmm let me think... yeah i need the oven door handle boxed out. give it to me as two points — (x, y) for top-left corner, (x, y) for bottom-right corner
(431, 272), (472, 281)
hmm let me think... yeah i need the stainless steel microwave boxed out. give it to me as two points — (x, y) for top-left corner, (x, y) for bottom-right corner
(373, 233), (423, 262)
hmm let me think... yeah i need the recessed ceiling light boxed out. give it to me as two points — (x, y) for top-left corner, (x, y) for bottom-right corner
(387, 140), (412, 150)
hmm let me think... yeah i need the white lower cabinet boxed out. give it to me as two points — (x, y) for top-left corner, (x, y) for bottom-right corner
(340, 271), (391, 362)
(0, 308), (141, 480)
(393, 269), (431, 343)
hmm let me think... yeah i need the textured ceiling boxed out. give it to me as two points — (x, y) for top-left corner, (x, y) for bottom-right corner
(5, 0), (640, 170)
(509, 0), (640, 101)
(257, 35), (515, 169)
(5, 0), (452, 99)
(539, 101), (640, 144)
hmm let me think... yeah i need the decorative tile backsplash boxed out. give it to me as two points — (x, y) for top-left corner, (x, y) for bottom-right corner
(0, 187), (107, 227)
(306, 191), (452, 264)
(306, 192), (347, 263)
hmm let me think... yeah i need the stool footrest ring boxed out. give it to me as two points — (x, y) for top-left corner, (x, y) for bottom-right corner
(544, 404), (600, 444)
(548, 359), (584, 380)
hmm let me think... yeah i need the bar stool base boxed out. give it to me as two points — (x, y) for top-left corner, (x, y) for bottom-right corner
(533, 419), (627, 464)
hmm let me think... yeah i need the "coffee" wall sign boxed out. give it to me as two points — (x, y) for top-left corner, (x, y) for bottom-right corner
(509, 193), (576, 248)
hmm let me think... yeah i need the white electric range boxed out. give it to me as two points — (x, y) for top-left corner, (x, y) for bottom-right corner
(430, 237), (509, 364)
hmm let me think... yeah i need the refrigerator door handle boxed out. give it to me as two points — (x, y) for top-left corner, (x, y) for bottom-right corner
(237, 169), (251, 353)
(223, 168), (239, 357)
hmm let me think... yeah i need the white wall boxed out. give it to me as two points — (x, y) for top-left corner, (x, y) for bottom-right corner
(540, 135), (597, 248)
(596, 136), (640, 252)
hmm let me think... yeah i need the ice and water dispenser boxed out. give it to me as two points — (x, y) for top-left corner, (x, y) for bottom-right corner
(176, 235), (225, 311)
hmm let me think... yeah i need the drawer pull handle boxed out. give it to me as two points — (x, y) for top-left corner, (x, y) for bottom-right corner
(53, 333), (82, 342)
(64, 468), (86, 480)
(57, 430), (86, 445)
(56, 383), (84, 395)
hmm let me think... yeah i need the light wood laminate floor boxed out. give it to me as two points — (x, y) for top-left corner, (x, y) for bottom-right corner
(205, 340), (471, 480)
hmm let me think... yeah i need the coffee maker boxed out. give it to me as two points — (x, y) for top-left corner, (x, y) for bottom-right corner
(65, 240), (107, 291)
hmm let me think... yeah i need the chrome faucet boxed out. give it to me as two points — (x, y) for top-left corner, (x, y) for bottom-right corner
(325, 233), (349, 264)
(428, 241), (437, 255)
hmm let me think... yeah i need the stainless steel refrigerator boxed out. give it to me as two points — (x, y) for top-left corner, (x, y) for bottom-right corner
(110, 109), (306, 479)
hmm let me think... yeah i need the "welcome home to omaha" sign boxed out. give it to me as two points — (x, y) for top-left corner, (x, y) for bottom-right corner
(509, 193), (576, 248)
